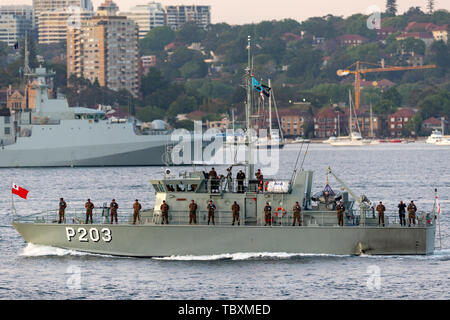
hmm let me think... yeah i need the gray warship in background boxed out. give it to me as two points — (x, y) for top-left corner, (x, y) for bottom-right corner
(12, 37), (438, 257)
(0, 41), (206, 167)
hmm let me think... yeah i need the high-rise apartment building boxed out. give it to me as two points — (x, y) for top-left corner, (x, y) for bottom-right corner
(165, 5), (211, 30)
(67, 0), (140, 97)
(0, 5), (33, 46)
(38, 8), (94, 44)
(32, 0), (93, 28)
(120, 2), (165, 39)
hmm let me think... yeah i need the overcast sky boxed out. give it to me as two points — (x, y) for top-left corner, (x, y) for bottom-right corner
(1, 0), (449, 25)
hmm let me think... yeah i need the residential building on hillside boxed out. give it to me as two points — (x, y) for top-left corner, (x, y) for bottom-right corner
(67, 0), (140, 96)
(120, 2), (166, 39)
(314, 107), (346, 138)
(141, 55), (156, 75)
(38, 8), (93, 44)
(33, 0), (93, 29)
(276, 108), (312, 137)
(336, 34), (368, 47)
(431, 25), (448, 43)
(0, 11), (33, 46)
(165, 5), (211, 30)
(396, 32), (435, 46)
(422, 117), (446, 133)
(388, 108), (417, 137)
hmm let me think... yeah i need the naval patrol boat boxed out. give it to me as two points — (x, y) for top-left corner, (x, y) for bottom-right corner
(0, 66), (197, 167)
(12, 37), (438, 257)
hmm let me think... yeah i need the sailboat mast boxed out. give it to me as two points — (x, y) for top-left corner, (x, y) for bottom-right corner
(370, 103), (374, 138)
(349, 89), (353, 136)
(246, 36), (254, 184)
(268, 78), (272, 138)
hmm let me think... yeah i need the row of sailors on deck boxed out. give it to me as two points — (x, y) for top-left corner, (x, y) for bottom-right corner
(335, 200), (418, 227)
(207, 167), (265, 193)
(161, 200), (303, 227)
(58, 198), (142, 225)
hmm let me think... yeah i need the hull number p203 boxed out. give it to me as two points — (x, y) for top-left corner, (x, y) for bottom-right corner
(65, 227), (112, 243)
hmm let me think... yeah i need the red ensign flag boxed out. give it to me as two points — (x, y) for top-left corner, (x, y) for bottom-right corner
(12, 183), (29, 199)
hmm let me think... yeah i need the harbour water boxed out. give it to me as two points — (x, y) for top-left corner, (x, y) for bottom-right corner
(0, 143), (449, 299)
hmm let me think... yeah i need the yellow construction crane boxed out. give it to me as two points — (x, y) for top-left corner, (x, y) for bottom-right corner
(337, 61), (436, 109)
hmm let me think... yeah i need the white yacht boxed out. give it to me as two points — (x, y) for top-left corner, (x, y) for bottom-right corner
(322, 136), (338, 144)
(330, 132), (369, 146)
(426, 130), (444, 144)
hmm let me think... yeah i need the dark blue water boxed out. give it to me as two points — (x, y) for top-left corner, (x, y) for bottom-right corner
(0, 143), (449, 299)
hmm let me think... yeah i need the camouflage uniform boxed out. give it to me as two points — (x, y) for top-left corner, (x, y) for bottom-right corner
(110, 200), (119, 224)
(336, 202), (346, 226)
(207, 202), (216, 225)
(208, 169), (218, 192)
(264, 204), (272, 226)
(133, 201), (142, 224)
(376, 203), (386, 227)
(85, 200), (94, 224)
(58, 199), (67, 224)
(231, 202), (240, 226)
(236, 171), (245, 193)
(160, 201), (169, 225)
(292, 203), (302, 226)
(407, 202), (417, 226)
(189, 202), (198, 225)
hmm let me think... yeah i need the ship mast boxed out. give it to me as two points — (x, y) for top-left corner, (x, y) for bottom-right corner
(246, 36), (254, 185)
(268, 78), (272, 138)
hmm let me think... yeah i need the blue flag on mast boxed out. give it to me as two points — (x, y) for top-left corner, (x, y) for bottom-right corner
(252, 77), (271, 98)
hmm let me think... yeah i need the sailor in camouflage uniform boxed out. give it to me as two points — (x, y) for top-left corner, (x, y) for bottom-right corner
(133, 199), (142, 225)
(264, 202), (272, 226)
(231, 201), (240, 226)
(189, 200), (198, 225)
(58, 198), (67, 224)
(160, 200), (169, 225)
(85, 199), (94, 224)
(292, 201), (302, 226)
(207, 200), (216, 225)
(110, 199), (119, 224)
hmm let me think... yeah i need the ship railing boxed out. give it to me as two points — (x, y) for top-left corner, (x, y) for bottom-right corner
(152, 210), (243, 226)
(13, 208), (139, 225)
(356, 208), (434, 227)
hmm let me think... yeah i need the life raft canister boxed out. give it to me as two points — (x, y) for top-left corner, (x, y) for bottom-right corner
(275, 207), (286, 217)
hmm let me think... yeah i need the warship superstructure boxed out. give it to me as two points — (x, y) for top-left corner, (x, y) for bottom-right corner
(12, 37), (437, 257)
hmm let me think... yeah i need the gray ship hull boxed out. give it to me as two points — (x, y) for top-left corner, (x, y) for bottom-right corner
(0, 143), (169, 167)
(12, 222), (436, 257)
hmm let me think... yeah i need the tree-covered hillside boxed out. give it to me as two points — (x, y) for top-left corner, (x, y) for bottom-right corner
(1, 6), (449, 135)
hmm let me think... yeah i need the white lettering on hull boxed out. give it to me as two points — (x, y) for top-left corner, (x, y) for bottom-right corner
(65, 227), (112, 243)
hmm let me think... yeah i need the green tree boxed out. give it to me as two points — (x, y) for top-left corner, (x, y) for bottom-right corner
(140, 26), (176, 54)
(176, 22), (206, 44)
(405, 113), (423, 136)
(386, 0), (398, 16)
(427, 0), (435, 14)
(136, 106), (165, 122)
(179, 61), (208, 78)
(167, 95), (198, 119)
(427, 40), (450, 76)
(141, 68), (169, 98)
